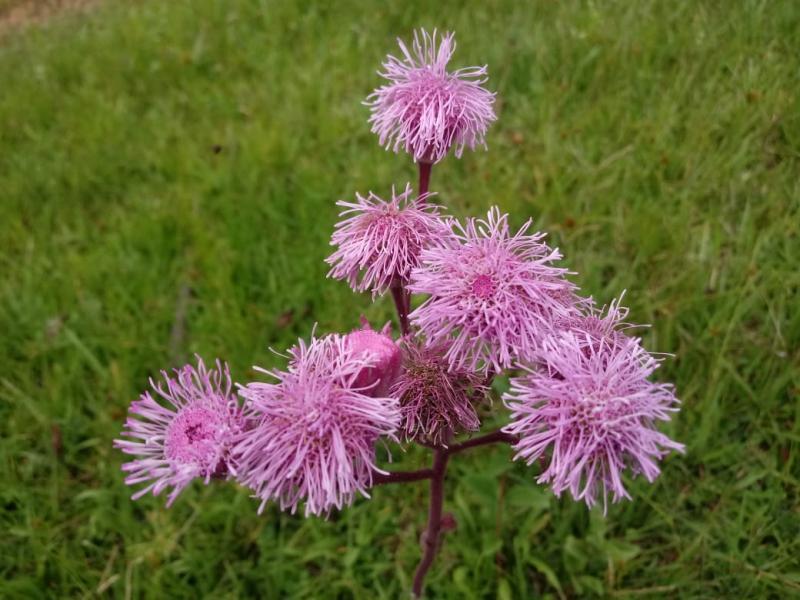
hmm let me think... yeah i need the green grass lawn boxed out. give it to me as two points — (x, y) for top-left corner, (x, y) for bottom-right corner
(1, 0), (799, 597)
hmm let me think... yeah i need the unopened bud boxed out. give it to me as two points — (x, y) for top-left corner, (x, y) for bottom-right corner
(344, 321), (402, 397)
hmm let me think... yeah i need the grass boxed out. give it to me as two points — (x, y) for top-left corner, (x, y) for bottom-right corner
(1, 0), (798, 597)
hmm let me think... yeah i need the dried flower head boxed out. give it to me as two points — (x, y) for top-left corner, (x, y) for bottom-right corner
(326, 184), (448, 296)
(503, 332), (684, 512)
(409, 207), (579, 373)
(114, 357), (244, 506)
(391, 340), (487, 446)
(366, 28), (496, 164)
(234, 334), (401, 516)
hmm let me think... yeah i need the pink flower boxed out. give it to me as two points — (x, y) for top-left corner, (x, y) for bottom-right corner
(366, 29), (496, 164)
(326, 184), (447, 297)
(234, 334), (401, 516)
(503, 332), (684, 512)
(409, 207), (580, 373)
(344, 319), (403, 397)
(114, 358), (244, 506)
(391, 340), (487, 446)
(557, 293), (633, 359)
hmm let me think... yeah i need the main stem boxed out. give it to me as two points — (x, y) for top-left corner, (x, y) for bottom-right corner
(389, 161), (432, 337)
(374, 431), (518, 595)
(391, 164), (511, 596)
(407, 429), (517, 597)
(400, 160), (433, 324)
(390, 281), (410, 336)
(417, 161), (432, 201)
(412, 448), (449, 598)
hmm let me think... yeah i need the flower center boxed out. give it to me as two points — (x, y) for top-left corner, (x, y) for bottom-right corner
(184, 423), (207, 443)
(471, 274), (496, 299)
(569, 393), (628, 437)
(408, 362), (443, 390)
(165, 406), (225, 469)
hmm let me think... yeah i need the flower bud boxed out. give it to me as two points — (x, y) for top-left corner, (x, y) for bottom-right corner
(344, 321), (402, 397)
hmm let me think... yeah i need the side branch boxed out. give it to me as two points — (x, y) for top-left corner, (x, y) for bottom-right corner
(373, 468), (434, 485)
(446, 429), (518, 455)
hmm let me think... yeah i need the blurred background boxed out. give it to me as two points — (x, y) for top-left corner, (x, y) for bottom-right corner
(1, 0), (798, 597)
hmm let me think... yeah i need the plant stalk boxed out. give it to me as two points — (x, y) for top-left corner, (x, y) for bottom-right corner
(417, 161), (432, 202)
(408, 429), (517, 597)
(390, 280), (411, 336)
(447, 429), (518, 455)
(411, 448), (449, 597)
(373, 468), (434, 485)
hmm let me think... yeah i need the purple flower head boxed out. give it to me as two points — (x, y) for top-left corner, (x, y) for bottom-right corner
(326, 184), (447, 297)
(344, 319), (403, 397)
(234, 333), (401, 516)
(502, 332), (684, 512)
(558, 293), (634, 359)
(391, 339), (487, 446)
(409, 207), (580, 373)
(366, 29), (496, 164)
(114, 357), (244, 506)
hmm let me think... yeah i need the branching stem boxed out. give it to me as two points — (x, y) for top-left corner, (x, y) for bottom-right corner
(371, 429), (517, 597)
(385, 160), (514, 596)
(411, 448), (448, 597)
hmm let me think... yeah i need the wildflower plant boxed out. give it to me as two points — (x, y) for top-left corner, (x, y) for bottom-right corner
(115, 28), (684, 597)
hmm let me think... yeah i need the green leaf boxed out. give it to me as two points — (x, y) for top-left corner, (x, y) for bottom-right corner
(529, 556), (565, 599)
(604, 539), (641, 563)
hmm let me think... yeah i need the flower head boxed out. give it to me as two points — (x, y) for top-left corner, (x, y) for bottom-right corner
(558, 293), (634, 359)
(114, 357), (244, 506)
(391, 340), (487, 446)
(344, 319), (403, 397)
(327, 184), (447, 296)
(366, 29), (496, 164)
(503, 332), (684, 512)
(409, 207), (579, 373)
(234, 334), (400, 516)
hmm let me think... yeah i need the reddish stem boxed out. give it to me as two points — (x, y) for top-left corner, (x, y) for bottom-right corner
(390, 280), (410, 336)
(417, 161), (432, 203)
(412, 448), (448, 597)
(373, 468), (434, 485)
(446, 429), (518, 455)
(409, 429), (517, 597)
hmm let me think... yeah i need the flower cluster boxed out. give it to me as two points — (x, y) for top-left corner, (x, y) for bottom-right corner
(115, 27), (682, 534)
